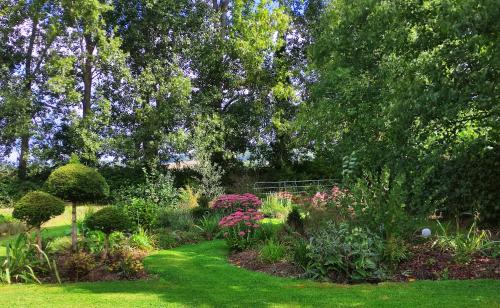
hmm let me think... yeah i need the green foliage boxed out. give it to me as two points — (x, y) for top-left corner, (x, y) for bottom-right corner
(299, 0), (500, 226)
(46, 163), (109, 203)
(286, 207), (304, 234)
(350, 168), (416, 240)
(260, 239), (286, 263)
(123, 198), (156, 231)
(0, 233), (60, 284)
(292, 238), (310, 269)
(155, 229), (202, 249)
(254, 221), (281, 243)
(195, 215), (221, 240)
(129, 228), (155, 251)
(12, 191), (65, 228)
(261, 194), (291, 220)
(433, 220), (497, 264)
(306, 222), (385, 282)
(46, 236), (72, 255)
(154, 208), (193, 231)
(84, 207), (129, 235)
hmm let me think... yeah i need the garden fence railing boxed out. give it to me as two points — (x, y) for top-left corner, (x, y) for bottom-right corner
(253, 179), (339, 195)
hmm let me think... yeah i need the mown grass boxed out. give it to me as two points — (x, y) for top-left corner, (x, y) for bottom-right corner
(0, 240), (499, 307)
(1, 207), (499, 307)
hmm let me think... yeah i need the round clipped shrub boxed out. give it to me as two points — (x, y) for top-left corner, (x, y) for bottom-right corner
(46, 163), (109, 203)
(12, 191), (65, 229)
(85, 206), (130, 259)
(12, 191), (65, 249)
(85, 207), (130, 235)
(46, 162), (109, 251)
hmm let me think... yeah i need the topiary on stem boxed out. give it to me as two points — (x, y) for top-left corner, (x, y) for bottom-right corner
(46, 160), (109, 252)
(12, 191), (65, 252)
(84, 206), (130, 259)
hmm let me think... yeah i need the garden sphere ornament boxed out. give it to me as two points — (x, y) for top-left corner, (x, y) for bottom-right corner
(421, 228), (432, 238)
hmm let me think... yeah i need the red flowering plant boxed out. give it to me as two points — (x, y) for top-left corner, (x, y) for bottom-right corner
(218, 209), (264, 250)
(211, 193), (262, 215)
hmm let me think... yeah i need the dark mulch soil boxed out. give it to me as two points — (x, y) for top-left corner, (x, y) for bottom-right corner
(228, 249), (305, 278)
(394, 242), (500, 281)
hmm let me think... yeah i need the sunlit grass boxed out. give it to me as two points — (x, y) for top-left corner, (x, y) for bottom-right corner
(0, 240), (498, 307)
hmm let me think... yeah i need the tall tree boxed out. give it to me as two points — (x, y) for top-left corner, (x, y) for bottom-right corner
(0, 0), (61, 177)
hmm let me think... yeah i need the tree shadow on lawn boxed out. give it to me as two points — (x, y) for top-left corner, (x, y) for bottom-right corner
(57, 241), (500, 308)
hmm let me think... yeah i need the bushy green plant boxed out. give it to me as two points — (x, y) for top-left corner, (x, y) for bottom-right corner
(306, 222), (385, 282)
(155, 208), (193, 231)
(254, 221), (281, 242)
(286, 207), (304, 234)
(261, 194), (291, 220)
(433, 220), (496, 264)
(46, 162), (109, 251)
(260, 239), (286, 263)
(0, 233), (60, 284)
(156, 231), (178, 249)
(129, 228), (155, 251)
(348, 168), (417, 240)
(178, 185), (199, 210)
(292, 238), (310, 269)
(46, 236), (72, 255)
(12, 191), (65, 249)
(84, 207), (130, 258)
(195, 215), (221, 240)
(113, 165), (178, 208)
(123, 198), (157, 230)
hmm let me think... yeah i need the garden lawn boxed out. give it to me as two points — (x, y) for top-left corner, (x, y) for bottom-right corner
(1, 240), (499, 307)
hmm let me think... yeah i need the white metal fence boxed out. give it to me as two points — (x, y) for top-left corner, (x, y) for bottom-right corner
(253, 179), (339, 195)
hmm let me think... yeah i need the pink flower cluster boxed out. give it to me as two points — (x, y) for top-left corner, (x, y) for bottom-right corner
(211, 193), (262, 212)
(311, 186), (350, 207)
(219, 209), (263, 229)
(275, 191), (294, 201)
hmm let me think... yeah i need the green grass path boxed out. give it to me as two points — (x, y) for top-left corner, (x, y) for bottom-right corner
(1, 240), (499, 307)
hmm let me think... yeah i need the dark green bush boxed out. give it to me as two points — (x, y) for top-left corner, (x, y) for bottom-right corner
(46, 163), (109, 203)
(286, 207), (304, 234)
(12, 191), (65, 228)
(85, 207), (130, 235)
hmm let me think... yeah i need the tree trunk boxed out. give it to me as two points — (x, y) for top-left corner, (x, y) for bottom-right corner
(18, 135), (30, 179)
(71, 203), (77, 252)
(18, 13), (39, 179)
(82, 34), (95, 118)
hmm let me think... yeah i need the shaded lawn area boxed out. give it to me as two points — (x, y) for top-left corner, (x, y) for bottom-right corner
(1, 240), (499, 307)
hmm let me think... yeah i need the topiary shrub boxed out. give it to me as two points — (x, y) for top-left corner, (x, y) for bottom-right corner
(46, 162), (109, 251)
(12, 191), (65, 250)
(84, 207), (130, 259)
